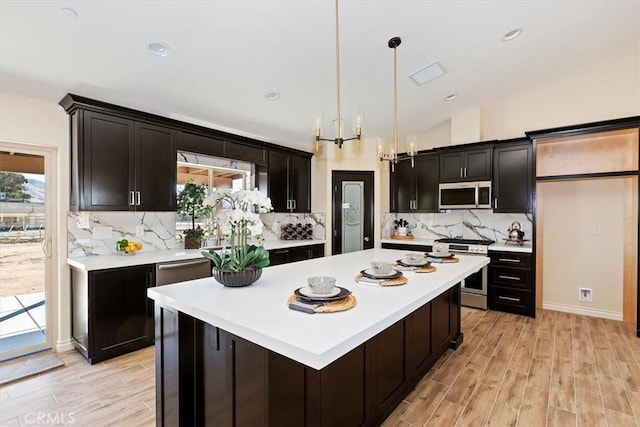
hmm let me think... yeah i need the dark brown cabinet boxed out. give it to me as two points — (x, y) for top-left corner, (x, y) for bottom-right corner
(493, 139), (533, 213)
(488, 251), (535, 317)
(439, 146), (493, 182)
(70, 109), (177, 211)
(71, 264), (155, 364)
(268, 243), (324, 266)
(155, 284), (462, 426)
(390, 154), (439, 212)
(268, 151), (311, 212)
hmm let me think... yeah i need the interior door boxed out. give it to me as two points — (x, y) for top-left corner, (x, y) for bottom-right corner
(332, 171), (374, 255)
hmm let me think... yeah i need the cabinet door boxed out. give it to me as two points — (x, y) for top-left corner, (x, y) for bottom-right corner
(465, 147), (492, 181)
(431, 288), (452, 355)
(180, 131), (224, 157)
(267, 151), (290, 212)
(91, 265), (154, 362)
(406, 302), (432, 378)
(290, 155), (311, 213)
(415, 154), (439, 212)
(391, 158), (415, 212)
(81, 111), (135, 210)
(439, 152), (464, 182)
(493, 142), (532, 212)
(135, 122), (178, 211)
(268, 248), (290, 266)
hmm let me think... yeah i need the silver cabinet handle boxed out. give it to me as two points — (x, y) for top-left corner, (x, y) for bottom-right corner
(129, 191), (135, 206)
(464, 167), (467, 177)
(498, 258), (521, 263)
(292, 199), (296, 210)
(157, 259), (211, 270)
(474, 185), (479, 207)
(499, 275), (521, 281)
(136, 191), (141, 206)
(494, 198), (498, 209)
(460, 167), (463, 178)
(499, 296), (521, 302)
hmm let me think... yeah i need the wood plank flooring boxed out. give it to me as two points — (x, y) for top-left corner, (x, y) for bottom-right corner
(1, 308), (638, 426)
(384, 308), (640, 427)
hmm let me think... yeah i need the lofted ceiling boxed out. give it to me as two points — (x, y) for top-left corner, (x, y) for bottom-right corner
(1, 1), (638, 153)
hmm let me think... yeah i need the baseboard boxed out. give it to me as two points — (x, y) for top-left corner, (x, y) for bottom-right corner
(543, 302), (623, 321)
(55, 339), (75, 353)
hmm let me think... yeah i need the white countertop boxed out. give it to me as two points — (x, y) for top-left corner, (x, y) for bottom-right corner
(381, 238), (532, 254)
(68, 240), (326, 271)
(147, 248), (489, 370)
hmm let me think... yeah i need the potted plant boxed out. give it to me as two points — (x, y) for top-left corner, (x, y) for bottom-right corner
(201, 188), (272, 287)
(177, 182), (213, 249)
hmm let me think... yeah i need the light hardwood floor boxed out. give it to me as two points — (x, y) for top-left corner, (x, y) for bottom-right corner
(1, 308), (638, 426)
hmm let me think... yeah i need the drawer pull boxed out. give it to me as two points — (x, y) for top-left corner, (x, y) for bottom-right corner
(498, 296), (521, 302)
(498, 258), (521, 263)
(498, 275), (521, 281)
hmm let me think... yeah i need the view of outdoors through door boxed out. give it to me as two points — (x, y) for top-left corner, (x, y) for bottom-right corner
(0, 151), (48, 360)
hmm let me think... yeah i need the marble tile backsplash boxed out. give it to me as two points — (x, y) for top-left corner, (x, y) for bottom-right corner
(68, 211), (326, 257)
(382, 210), (532, 243)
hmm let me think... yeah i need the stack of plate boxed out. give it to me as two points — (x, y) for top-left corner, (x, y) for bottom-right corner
(294, 286), (351, 303)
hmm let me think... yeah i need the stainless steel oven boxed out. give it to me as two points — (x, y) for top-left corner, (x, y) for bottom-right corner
(434, 238), (493, 310)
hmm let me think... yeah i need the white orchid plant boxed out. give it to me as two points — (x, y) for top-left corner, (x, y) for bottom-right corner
(201, 188), (272, 272)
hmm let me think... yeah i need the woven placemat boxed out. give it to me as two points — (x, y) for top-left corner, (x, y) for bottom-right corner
(287, 294), (357, 313)
(354, 274), (408, 286)
(442, 257), (459, 263)
(415, 265), (437, 273)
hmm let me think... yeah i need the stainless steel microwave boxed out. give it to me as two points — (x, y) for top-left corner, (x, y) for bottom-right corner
(438, 181), (492, 210)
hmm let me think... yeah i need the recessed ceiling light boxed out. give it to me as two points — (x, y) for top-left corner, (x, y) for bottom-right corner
(409, 61), (446, 86)
(502, 28), (523, 41)
(59, 7), (78, 19)
(147, 42), (171, 56)
(444, 94), (457, 101)
(265, 91), (280, 101)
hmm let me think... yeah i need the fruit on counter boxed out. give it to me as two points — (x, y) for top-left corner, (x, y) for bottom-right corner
(116, 239), (143, 253)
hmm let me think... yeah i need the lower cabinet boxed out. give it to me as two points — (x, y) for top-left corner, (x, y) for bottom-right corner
(488, 251), (535, 317)
(71, 264), (155, 364)
(155, 284), (462, 426)
(268, 243), (325, 266)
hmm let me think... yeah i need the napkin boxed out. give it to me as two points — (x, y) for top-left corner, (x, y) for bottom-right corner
(288, 299), (326, 314)
(394, 264), (415, 272)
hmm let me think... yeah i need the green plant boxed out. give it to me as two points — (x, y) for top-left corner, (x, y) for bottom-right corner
(177, 183), (212, 242)
(201, 188), (272, 272)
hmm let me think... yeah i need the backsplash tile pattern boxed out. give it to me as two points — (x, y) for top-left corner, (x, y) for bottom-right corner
(383, 210), (532, 243)
(68, 211), (326, 257)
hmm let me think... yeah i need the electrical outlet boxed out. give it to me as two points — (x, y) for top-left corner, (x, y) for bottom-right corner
(136, 225), (145, 237)
(578, 287), (593, 302)
(77, 212), (90, 229)
(92, 226), (112, 239)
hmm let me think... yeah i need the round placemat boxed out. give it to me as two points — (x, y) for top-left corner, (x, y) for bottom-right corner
(354, 274), (408, 286)
(415, 265), (437, 273)
(287, 294), (357, 313)
(442, 257), (459, 263)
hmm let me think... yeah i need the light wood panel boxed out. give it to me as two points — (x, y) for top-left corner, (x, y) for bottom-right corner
(623, 177), (638, 324)
(535, 182), (544, 308)
(536, 128), (639, 177)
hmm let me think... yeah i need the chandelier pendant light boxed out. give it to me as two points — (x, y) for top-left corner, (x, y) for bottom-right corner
(379, 36), (416, 172)
(314, 0), (362, 152)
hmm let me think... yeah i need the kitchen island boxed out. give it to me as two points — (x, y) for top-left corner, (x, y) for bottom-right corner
(148, 248), (489, 426)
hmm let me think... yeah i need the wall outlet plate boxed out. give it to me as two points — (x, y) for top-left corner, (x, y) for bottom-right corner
(578, 287), (593, 302)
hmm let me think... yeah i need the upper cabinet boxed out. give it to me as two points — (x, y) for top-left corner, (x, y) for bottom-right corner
(390, 154), (439, 213)
(73, 110), (177, 211)
(492, 139), (532, 213)
(268, 151), (311, 213)
(439, 145), (493, 182)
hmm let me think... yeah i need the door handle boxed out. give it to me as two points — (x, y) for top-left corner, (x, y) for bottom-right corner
(498, 295), (521, 302)
(460, 167), (463, 178)
(129, 191), (135, 206)
(498, 258), (521, 263)
(464, 167), (467, 178)
(136, 191), (141, 206)
(364, 237), (370, 242)
(494, 198), (498, 209)
(498, 275), (521, 281)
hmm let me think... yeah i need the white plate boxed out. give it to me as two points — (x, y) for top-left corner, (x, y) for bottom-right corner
(427, 252), (453, 258)
(298, 286), (341, 298)
(363, 268), (397, 278)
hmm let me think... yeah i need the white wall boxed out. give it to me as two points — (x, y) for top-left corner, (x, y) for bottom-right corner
(540, 179), (625, 319)
(0, 91), (72, 352)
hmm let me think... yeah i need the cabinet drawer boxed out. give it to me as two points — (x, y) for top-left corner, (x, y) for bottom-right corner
(488, 286), (533, 317)
(489, 251), (532, 268)
(490, 266), (532, 290)
(381, 243), (432, 252)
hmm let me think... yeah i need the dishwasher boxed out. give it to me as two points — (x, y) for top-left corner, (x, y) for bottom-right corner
(156, 258), (212, 286)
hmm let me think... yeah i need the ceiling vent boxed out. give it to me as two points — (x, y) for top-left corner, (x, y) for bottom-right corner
(409, 61), (446, 86)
